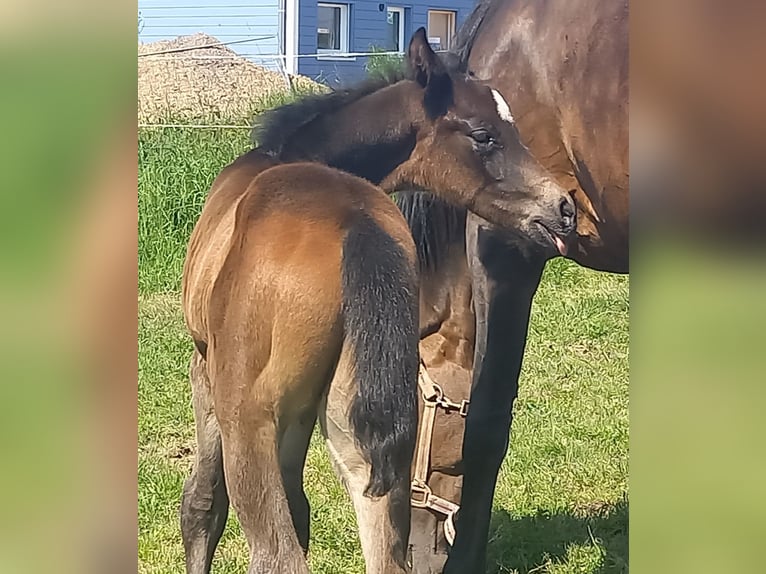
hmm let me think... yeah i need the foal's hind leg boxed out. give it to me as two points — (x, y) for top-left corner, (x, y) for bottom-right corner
(180, 351), (229, 574)
(220, 420), (310, 574)
(318, 356), (411, 574)
(213, 363), (311, 574)
(278, 409), (317, 553)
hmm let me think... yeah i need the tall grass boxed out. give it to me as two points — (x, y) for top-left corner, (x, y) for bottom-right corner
(364, 46), (405, 80)
(138, 88), (323, 294)
(138, 127), (250, 293)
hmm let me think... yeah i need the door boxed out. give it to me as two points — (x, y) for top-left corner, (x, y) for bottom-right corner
(427, 10), (456, 51)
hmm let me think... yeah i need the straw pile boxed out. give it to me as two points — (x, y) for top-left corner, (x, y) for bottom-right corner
(138, 33), (327, 123)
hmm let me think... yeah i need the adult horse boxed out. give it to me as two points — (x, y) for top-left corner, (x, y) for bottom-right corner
(179, 29), (576, 574)
(402, 1), (629, 572)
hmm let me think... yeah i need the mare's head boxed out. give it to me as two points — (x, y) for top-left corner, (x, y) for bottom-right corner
(253, 28), (575, 256)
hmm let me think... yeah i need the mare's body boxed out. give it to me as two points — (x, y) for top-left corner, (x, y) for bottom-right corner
(400, 2), (629, 572)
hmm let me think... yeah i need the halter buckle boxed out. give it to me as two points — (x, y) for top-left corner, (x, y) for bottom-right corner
(410, 482), (432, 508)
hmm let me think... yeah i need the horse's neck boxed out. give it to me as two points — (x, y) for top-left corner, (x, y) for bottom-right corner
(282, 82), (422, 184)
(419, 244), (475, 373)
(393, 192), (472, 357)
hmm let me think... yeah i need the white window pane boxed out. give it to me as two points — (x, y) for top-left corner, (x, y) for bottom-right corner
(386, 9), (401, 52)
(318, 6), (341, 50)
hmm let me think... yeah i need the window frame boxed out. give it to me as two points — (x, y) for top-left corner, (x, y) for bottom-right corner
(386, 6), (405, 54)
(317, 2), (350, 58)
(426, 9), (457, 51)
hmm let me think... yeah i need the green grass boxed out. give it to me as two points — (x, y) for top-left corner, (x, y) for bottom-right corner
(138, 124), (628, 573)
(138, 127), (251, 293)
(138, 88), (319, 293)
(364, 46), (405, 80)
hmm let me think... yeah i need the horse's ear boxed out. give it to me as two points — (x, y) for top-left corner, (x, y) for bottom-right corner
(407, 27), (453, 118)
(407, 27), (442, 86)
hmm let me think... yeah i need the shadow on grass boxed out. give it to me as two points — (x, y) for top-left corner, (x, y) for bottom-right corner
(485, 498), (628, 573)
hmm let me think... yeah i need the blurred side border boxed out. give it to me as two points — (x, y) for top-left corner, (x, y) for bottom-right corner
(632, 0), (766, 572)
(0, 1), (138, 572)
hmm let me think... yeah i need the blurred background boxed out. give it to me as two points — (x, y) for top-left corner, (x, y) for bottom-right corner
(631, 1), (766, 572)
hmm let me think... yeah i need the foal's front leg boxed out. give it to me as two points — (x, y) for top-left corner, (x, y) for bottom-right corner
(444, 215), (546, 574)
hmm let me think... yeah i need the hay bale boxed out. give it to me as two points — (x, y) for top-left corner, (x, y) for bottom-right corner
(138, 33), (327, 124)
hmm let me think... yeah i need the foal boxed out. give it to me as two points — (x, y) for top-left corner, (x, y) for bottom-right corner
(183, 159), (418, 574)
(179, 27), (575, 574)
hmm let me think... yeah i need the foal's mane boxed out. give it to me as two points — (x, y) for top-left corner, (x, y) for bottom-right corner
(252, 67), (468, 273)
(394, 192), (466, 273)
(251, 70), (406, 156)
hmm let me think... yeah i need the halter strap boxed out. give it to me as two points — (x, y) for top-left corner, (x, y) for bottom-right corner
(410, 360), (469, 545)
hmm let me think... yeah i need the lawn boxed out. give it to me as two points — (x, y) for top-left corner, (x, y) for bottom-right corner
(138, 126), (629, 573)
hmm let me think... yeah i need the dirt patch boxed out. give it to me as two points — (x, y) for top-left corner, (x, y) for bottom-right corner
(138, 33), (327, 124)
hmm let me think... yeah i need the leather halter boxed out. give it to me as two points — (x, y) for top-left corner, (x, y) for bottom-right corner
(411, 360), (469, 545)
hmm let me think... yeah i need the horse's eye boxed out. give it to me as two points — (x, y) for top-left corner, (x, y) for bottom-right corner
(470, 129), (494, 145)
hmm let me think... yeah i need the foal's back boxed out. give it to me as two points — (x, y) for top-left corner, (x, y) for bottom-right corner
(204, 160), (417, 393)
(183, 156), (415, 355)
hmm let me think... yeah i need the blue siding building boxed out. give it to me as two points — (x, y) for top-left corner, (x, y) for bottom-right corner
(289, 0), (476, 86)
(138, 0), (283, 69)
(138, 0), (475, 87)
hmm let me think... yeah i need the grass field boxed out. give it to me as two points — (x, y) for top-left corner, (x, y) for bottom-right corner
(138, 126), (629, 573)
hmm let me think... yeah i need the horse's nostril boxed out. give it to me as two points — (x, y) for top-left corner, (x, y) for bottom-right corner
(557, 196), (576, 234)
(560, 196), (575, 219)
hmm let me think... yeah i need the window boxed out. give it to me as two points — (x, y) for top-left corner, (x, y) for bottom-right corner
(317, 3), (349, 53)
(386, 7), (405, 53)
(427, 10), (456, 51)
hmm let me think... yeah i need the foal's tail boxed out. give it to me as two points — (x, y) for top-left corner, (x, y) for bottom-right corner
(341, 214), (419, 498)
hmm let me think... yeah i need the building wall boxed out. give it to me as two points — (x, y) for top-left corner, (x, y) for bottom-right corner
(138, 0), (283, 70)
(297, 0), (476, 87)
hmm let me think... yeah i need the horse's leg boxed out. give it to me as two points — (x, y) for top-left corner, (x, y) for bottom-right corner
(214, 363), (310, 574)
(318, 352), (411, 574)
(180, 350), (229, 574)
(410, 471), (463, 573)
(443, 215), (546, 574)
(278, 409), (317, 554)
(409, 508), (443, 574)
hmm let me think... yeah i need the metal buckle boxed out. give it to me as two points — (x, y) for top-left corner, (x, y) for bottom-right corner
(435, 395), (470, 417)
(410, 482), (431, 508)
(428, 495), (458, 516)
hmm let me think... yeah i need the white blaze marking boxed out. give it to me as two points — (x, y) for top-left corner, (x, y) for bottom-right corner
(491, 89), (515, 124)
